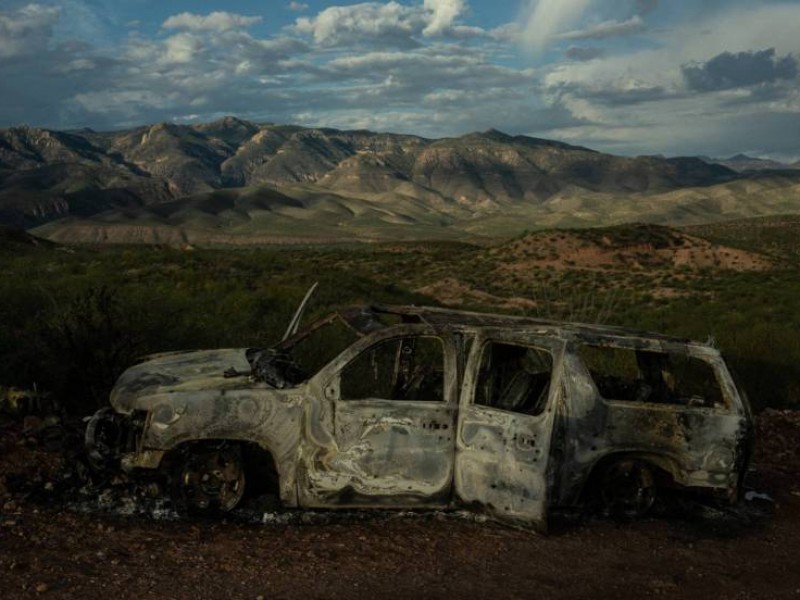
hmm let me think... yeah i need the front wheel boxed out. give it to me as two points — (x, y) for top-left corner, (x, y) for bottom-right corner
(172, 444), (246, 515)
(596, 459), (656, 519)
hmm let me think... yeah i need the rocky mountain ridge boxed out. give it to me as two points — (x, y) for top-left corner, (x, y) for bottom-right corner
(1, 117), (740, 229)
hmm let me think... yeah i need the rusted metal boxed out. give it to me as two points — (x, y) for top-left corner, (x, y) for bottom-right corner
(85, 304), (753, 531)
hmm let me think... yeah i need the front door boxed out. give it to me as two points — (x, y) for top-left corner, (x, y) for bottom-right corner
(455, 335), (564, 531)
(309, 331), (458, 507)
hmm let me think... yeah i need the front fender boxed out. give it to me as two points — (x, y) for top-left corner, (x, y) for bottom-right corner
(119, 388), (306, 507)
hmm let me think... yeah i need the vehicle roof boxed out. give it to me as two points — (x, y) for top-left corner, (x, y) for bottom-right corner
(276, 304), (711, 354)
(337, 304), (705, 347)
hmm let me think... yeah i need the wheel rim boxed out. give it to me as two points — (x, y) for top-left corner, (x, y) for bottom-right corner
(599, 460), (656, 518)
(177, 448), (245, 513)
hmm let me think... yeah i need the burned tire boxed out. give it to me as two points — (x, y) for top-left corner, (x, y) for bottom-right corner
(171, 444), (246, 515)
(596, 459), (656, 519)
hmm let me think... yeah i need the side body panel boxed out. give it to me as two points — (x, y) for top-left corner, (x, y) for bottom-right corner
(553, 340), (751, 506)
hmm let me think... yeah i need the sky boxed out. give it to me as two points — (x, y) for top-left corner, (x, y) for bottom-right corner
(1, 0), (799, 160)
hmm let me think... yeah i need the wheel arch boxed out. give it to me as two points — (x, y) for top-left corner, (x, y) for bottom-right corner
(162, 437), (285, 503)
(579, 450), (683, 503)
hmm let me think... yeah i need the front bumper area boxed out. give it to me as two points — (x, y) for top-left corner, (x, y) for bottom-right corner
(85, 407), (148, 470)
(120, 449), (166, 472)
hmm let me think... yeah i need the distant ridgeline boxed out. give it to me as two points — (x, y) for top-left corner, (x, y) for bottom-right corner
(1, 117), (799, 243)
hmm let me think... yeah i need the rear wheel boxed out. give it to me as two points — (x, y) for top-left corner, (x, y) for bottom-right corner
(597, 459), (656, 519)
(172, 444), (246, 514)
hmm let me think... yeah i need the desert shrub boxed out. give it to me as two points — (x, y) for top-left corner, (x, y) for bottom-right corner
(34, 286), (147, 412)
(0, 244), (438, 414)
(2, 237), (800, 414)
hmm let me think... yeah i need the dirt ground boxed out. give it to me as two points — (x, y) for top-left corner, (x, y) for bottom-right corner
(1, 411), (800, 600)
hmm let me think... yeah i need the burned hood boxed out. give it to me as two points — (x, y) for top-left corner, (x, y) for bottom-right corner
(110, 348), (252, 412)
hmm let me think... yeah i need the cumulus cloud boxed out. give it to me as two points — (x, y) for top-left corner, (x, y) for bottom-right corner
(293, 2), (423, 47)
(558, 16), (644, 41)
(160, 33), (202, 64)
(162, 11), (262, 32)
(288, 2), (309, 11)
(17, 1), (530, 136)
(292, 1), (478, 46)
(682, 48), (798, 92)
(2, 0), (800, 161)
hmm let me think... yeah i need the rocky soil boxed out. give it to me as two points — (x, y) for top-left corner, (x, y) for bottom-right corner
(1, 411), (799, 599)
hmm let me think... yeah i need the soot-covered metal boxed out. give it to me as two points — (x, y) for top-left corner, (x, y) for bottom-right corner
(85, 303), (753, 531)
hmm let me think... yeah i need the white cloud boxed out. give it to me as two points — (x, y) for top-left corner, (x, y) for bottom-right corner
(294, 2), (423, 46)
(520, 0), (593, 51)
(58, 58), (96, 72)
(288, 2), (309, 11)
(161, 33), (201, 64)
(322, 48), (535, 99)
(328, 50), (476, 72)
(0, 3), (60, 59)
(543, 3), (800, 101)
(534, 5), (800, 156)
(2, 0), (799, 160)
(558, 16), (644, 41)
(423, 0), (466, 36)
(292, 1), (482, 46)
(162, 11), (262, 32)
(518, 2), (647, 48)
(671, 4), (800, 62)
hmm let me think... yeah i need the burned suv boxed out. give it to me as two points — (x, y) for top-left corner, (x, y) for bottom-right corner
(86, 302), (752, 531)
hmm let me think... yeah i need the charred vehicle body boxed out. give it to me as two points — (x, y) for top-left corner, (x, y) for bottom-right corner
(86, 302), (753, 531)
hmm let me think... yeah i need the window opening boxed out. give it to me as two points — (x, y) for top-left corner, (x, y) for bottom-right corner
(578, 344), (726, 408)
(474, 342), (553, 416)
(340, 336), (445, 402)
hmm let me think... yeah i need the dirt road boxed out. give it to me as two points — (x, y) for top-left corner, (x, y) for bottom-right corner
(1, 412), (799, 600)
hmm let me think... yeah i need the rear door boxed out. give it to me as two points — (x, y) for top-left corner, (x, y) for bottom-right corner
(455, 334), (565, 531)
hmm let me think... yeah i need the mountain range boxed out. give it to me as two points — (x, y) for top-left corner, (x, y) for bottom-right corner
(702, 154), (800, 173)
(2, 117), (799, 244)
